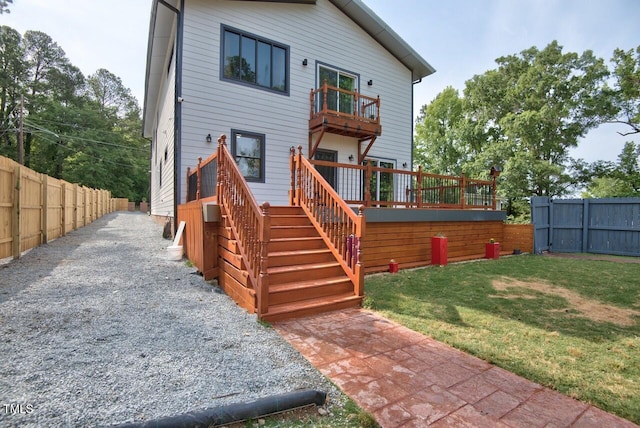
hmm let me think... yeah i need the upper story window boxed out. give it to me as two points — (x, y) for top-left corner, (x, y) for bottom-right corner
(222, 26), (289, 94)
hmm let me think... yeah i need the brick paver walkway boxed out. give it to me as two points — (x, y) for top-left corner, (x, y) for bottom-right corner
(274, 308), (638, 428)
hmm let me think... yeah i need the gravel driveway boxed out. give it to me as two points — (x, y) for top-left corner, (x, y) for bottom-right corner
(0, 212), (339, 427)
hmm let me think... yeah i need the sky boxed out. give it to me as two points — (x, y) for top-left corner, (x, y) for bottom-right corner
(2, 0), (639, 163)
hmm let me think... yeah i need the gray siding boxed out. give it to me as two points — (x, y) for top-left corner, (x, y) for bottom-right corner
(150, 49), (176, 217)
(178, 0), (413, 206)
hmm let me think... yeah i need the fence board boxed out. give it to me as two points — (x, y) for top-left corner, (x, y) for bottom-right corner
(531, 196), (640, 256)
(0, 155), (122, 261)
(0, 158), (14, 259)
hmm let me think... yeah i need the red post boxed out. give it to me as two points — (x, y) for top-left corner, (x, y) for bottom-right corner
(431, 236), (448, 266)
(364, 162), (372, 207)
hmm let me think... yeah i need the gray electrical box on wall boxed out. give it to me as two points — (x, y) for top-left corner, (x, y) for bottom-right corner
(202, 203), (221, 222)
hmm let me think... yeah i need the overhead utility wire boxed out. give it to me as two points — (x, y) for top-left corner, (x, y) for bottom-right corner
(23, 120), (148, 152)
(34, 133), (142, 168)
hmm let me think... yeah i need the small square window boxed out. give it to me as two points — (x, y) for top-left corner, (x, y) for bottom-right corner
(231, 130), (265, 183)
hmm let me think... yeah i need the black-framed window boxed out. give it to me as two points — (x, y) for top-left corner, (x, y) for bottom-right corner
(231, 130), (265, 183)
(221, 25), (289, 94)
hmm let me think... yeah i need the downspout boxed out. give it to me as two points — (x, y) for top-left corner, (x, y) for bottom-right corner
(174, 0), (185, 234)
(157, 0), (183, 233)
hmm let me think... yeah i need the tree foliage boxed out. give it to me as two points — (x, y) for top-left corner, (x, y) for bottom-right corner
(0, 25), (148, 202)
(414, 41), (636, 219)
(0, 0), (13, 14)
(582, 142), (640, 197)
(609, 46), (640, 135)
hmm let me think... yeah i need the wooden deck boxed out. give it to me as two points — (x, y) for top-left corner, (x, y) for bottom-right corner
(178, 136), (532, 321)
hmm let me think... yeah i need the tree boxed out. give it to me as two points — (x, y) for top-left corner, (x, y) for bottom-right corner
(0, 0), (13, 14)
(0, 25), (26, 153)
(609, 46), (640, 135)
(465, 42), (610, 195)
(413, 86), (466, 175)
(86, 68), (138, 120)
(582, 142), (640, 197)
(415, 41), (612, 220)
(0, 25), (149, 202)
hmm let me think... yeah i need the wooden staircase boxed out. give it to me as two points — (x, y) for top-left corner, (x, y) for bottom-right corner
(262, 206), (362, 322)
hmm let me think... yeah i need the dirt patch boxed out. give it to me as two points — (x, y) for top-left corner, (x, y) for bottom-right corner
(493, 277), (640, 326)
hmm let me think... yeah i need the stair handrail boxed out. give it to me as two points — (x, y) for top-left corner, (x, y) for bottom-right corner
(216, 135), (269, 315)
(290, 146), (365, 297)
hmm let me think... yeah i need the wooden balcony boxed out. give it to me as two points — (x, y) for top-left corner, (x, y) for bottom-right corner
(309, 82), (381, 162)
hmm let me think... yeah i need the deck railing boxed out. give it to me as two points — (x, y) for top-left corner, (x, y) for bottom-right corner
(290, 146), (365, 297)
(310, 81), (380, 125)
(186, 151), (218, 202)
(308, 160), (497, 210)
(216, 135), (270, 315)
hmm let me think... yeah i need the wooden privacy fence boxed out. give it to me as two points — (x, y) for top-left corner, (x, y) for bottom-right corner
(0, 156), (125, 260)
(531, 196), (640, 256)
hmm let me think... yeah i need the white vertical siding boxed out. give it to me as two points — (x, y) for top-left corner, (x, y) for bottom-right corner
(150, 51), (176, 217)
(178, 0), (414, 206)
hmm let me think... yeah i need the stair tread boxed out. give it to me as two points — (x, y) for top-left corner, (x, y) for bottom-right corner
(266, 293), (361, 315)
(271, 236), (322, 242)
(269, 248), (330, 257)
(270, 276), (351, 293)
(268, 261), (339, 274)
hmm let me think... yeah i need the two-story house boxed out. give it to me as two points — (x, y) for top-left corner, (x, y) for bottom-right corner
(143, 0), (435, 220)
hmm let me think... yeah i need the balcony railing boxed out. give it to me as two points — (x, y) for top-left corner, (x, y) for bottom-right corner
(308, 160), (497, 210)
(310, 82), (380, 129)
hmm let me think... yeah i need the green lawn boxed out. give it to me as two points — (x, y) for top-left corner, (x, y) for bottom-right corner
(364, 255), (640, 424)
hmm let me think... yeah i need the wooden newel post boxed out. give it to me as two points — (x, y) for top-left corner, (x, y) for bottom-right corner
(258, 202), (271, 317)
(296, 146), (303, 206)
(289, 146), (296, 206)
(216, 134), (226, 201)
(186, 167), (191, 201)
(322, 80), (328, 114)
(354, 205), (365, 297)
(460, 173), (466, 209)
(364, 162), (372, 207)
(417, 165), (423, 208)
(492, 176), (497, 210)
(196, 157), (203, 201)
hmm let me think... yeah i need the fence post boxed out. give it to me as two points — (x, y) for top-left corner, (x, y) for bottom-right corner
(41, 174), (48, 244)
(72, 184), (78, 230)
(61, 181), (66, 237)
(12, 165), (21, 259)
(582, 199), (589, 253)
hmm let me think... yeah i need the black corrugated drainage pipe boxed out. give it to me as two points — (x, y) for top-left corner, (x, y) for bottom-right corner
(113, 389), (327, 428)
